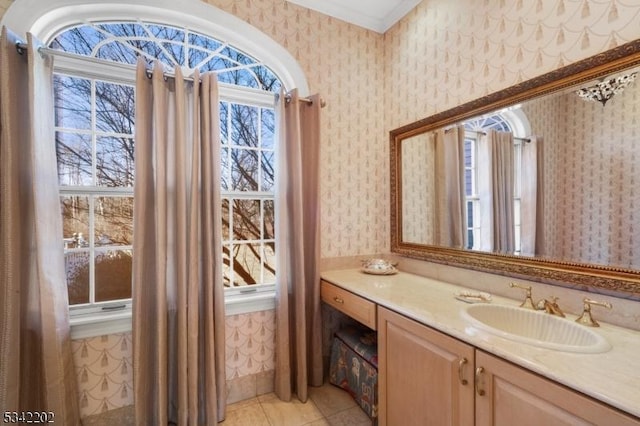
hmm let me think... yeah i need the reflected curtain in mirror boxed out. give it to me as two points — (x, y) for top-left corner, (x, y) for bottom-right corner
(434, 126), (466, 248)
(521, 136), (545, 257)
(478, 130), (515, 254)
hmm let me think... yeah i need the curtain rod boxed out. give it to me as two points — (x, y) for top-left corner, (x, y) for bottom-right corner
(445, 126), (531, 143)
(472, 129), (531, 143)
(16, 42), (325, 108)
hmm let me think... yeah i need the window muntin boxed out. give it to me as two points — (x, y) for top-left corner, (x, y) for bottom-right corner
(51, 21), (281, 310)
(49, 21), (281, 92)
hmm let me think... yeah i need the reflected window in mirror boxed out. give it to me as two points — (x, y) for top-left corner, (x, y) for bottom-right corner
(461, 110), (531, 255)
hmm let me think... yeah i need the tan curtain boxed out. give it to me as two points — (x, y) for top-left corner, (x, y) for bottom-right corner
(479, 130), (515, 254)
(274, 89), (323, 402)
(521, 136), (545, 257)
(0, 29), (80, 423)
(433, 126), (467, 248)
(132, 60), (226, 424)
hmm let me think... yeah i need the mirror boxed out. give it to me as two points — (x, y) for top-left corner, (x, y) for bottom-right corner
(391, 39), (640, 299)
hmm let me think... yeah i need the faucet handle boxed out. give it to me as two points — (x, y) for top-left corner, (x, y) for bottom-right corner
(509, 282), (536, 310)
(575, 298), (612, 327)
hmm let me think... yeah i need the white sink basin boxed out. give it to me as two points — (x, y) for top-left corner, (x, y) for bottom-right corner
(462, 304), (610, 353)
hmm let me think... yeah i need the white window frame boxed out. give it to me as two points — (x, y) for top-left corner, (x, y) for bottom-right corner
(3, 0), (310, 338)
(57, 59), (280, 336)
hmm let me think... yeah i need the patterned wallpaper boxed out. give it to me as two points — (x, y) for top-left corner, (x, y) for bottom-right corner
(385, 0), (640, 130)
(542, 82), (640, 268)
(4, 0), (640, 418)
(72, 310), (278, 417)
(71, 333), (133, 417)
(401, 133), (435, 244)
(225, 310), (276, 379)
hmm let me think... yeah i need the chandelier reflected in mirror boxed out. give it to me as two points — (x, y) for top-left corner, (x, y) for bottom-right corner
(576, 72), (637, 106)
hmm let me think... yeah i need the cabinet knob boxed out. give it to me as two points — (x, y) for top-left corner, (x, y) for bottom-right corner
(333, 296), (344, 304)
(475, 367), (486, 396)
(458, 357), (468, 385)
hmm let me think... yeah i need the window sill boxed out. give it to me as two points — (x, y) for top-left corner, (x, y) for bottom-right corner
(69, 291), (276, 340)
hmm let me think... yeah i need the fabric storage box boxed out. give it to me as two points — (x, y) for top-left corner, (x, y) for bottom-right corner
(329, 323), (378, 420)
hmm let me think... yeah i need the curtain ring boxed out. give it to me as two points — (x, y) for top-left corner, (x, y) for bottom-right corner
(15, 41), (26, 55)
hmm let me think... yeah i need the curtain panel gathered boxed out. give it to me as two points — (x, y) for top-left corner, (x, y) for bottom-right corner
(433, 126), (467, 249)
(274, 89), (323, 402)
(521, 136), (545, 257)
(132, 60), (226, 424)
(0, 28), (80, 423)
(478, 130), (515, 254)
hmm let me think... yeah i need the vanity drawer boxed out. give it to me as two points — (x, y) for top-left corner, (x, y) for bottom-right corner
(321, 280), (377, 330)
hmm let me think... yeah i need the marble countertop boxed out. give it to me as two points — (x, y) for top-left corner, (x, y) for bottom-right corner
(320, 268), (640, 419)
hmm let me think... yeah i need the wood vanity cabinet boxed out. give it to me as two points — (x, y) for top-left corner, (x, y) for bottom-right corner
(320, 280), (377, 329)
(377, 306), (475, 426)
(475, 350), (640, 426)
(377, 306), (640, 426)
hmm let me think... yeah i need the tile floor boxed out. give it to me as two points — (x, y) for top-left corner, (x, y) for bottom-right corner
(81, 381), (372, 425)
(224, 381), (372, 426)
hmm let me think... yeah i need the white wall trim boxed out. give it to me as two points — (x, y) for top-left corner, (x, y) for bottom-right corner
(70, 294), (276, 339)
(1, 0), (309, 95)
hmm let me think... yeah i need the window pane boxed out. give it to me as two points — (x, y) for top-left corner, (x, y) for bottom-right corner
(95, 41), (139, 64)
(233, 199), (261, 241)
(188, 32), (222, 52)
(253, 66), (281, 92)
(218, 70), (259, 89)
(221, 147), (230, 190)
(231, 105), (258, 147)
(95, 196), (133, 246)
(66, 251), (90, 305)
(222, 244), (232, 287)
(162, 42), (184, 66)
(222, 198), (230, 241)
(230, 243), (261, 286)
(263, 200), (275, 240)
(54, 75), (91, 130)
(466, 201), (474, 228)
(263, 243), (276, 284)
(261, 151), (275, 191)
(56, 132), (93, 186)
(61, 196), (90, 248)
(231, 148), (259, 191)
(189, 48), (211, 69)
(261, 108), (275, 149)
(50, 26), (106, 56)
(148, 24), (185, 42)
(220, 102), (229, 145)
(95, 81), (135, 134)
(96, 136), (134, 187)
(95, 249), (132, 302)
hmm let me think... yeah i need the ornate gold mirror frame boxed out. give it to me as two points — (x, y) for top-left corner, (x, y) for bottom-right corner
(390, 39), (640, 299)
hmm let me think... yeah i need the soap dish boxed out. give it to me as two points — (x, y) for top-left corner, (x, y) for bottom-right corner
(454, 291), (492, 304)
(361, 265), (398, 275)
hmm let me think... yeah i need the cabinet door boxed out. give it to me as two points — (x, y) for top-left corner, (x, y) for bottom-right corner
(378, 307), (475, 426)
(475, 350), (640, 426)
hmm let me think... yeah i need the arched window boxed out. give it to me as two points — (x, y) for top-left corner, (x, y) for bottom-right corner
(2, 0), (308, 319)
